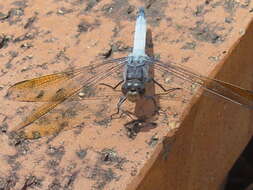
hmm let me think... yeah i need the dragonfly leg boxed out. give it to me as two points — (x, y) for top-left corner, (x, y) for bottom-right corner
(111, 96), (135, 120)
(111, 96), (126, 119)
(99, 80), (124, 92)
(152, 79), (181, 94)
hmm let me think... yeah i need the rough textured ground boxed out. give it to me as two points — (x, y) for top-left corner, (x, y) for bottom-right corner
(0, 0), (253, 190)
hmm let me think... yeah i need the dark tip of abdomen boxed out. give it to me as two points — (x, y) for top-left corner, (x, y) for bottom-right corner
(138, 7), (145, 17)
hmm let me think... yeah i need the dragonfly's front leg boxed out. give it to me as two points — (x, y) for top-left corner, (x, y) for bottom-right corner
(99, 80), (124, 92)
(111, 96), (135, 119)
(152, 79), (181, 95)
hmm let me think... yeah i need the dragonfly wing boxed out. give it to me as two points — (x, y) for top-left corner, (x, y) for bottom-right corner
(6, 57), (127, 102)
(10, 58), (127, 139)
(149, 58), (253, 110)
(67, 85), (123, 101)
(17, 96), (119, 139)
(7, 72), (77, 102)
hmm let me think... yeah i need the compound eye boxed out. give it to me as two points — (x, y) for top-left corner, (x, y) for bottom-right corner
(133, 82), (140, 87)
(126, 82), (132, 88)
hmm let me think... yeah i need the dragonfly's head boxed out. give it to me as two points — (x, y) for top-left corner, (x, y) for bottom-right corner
(122, 80), (145, 102)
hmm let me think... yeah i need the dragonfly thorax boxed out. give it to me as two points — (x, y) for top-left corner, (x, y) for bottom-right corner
(122, 79), (145, 102)
(127, 55), (147, 66)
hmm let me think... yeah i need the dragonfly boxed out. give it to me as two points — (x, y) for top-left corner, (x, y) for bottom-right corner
(7, 8), (253, 139)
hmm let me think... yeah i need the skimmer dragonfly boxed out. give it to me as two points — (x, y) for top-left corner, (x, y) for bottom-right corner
(7, 8), (253, 139)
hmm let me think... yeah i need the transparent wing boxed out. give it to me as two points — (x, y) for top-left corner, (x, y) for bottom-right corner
(7, 57), (126, 102)
(8, 57), (127, 139)
(16, 96), (121, 139)
(148, 57), (253, 110)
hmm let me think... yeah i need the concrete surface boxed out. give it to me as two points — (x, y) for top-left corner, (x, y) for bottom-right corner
(0, 0), (253, 190)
